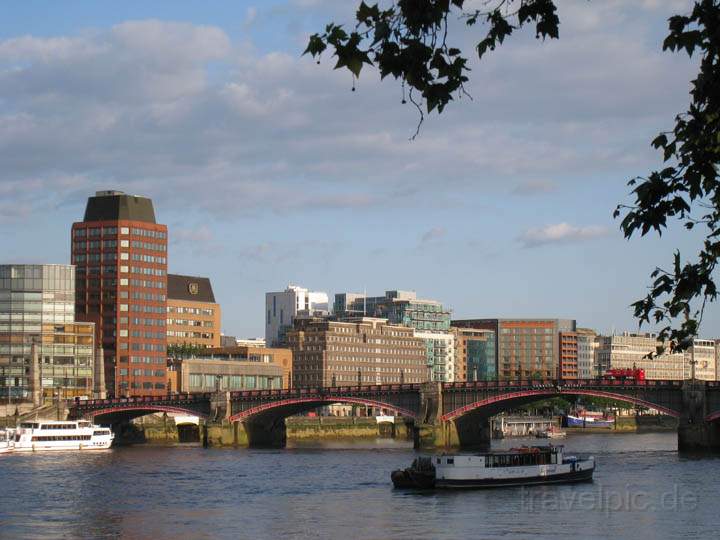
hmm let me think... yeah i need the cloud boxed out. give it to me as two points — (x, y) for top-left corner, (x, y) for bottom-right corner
(0, 7), (698, 223)
(511, 180), (558, 196)
(518, 223), (609, 248)
(172, 225), (214, 244)
(420, 227), (447, 244)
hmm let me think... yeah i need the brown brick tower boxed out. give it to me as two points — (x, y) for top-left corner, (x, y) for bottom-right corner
(72, 191), (168, 397)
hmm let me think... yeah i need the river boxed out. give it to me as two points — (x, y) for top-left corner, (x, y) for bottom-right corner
(0, 432), (718, 539)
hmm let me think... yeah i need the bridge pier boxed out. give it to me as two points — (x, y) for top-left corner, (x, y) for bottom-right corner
(413, 417), (491, 450)
(678, 382), (720, 453)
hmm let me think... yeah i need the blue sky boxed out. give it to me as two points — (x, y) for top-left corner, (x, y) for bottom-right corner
(1, 0), (716, 339)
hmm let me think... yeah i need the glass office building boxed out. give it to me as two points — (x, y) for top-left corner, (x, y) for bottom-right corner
(0, 264), (96, 400)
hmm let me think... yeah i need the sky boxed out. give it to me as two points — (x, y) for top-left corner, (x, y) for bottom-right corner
(1, 0), (716, 339)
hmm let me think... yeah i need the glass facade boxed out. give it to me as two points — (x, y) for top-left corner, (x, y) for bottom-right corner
(467, 334), (496, 381)
(0, 264), (95, 400)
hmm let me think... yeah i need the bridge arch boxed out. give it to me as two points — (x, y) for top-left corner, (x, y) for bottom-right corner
(441, 388), (681, 422)
(229, 396), (418, 423)
(81, 405), (211, 425)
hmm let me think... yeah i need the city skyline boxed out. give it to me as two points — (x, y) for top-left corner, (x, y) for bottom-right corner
(1, 1), (717, 339)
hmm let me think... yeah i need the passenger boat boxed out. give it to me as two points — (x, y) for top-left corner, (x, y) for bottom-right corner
(392, 445), (594, 489)
(9, 420), (114, 452)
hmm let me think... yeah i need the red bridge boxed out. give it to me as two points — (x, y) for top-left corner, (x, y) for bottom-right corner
(69, 379), (720, 451)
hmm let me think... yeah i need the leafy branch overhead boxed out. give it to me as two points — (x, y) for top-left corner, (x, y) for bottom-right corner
(304, 0), (559, 135)
(307, 0), (720, 352)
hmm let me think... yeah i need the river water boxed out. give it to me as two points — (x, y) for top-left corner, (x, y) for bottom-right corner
(0, 432), (718, 539)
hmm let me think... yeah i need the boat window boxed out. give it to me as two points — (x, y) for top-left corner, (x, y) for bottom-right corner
(20, 423), (39, 429)
(446, 458), (454, 465)
(436, 458), (441, 464)
(40, 424), (77, 430)
(93, 430), (110, 436)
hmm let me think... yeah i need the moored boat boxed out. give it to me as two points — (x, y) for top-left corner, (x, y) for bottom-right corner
(392, 445), (594, 489)
(565, 413), (614, 429)
(535, 425), (566, 439)
(9, 420), (113, 452)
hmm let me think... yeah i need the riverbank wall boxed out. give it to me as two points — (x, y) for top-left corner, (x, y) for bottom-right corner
(130, 415), (411, 446)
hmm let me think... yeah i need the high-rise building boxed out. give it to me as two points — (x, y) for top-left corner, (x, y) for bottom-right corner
(72, 191), (168, 397)
(451, 327), (496, 381)
(558, 331), (579, 380)
(167, 274), (221, 348)
(0, 264), (98, 400)
(415, 330), (456, 382)
(576, 328), (598, 378)
(286, 317), (428, 387)
(452, 318), (576, 380)
(335, 290), (454, 380)
(265, 285), (329, 346)
(334, 290), (451, 332)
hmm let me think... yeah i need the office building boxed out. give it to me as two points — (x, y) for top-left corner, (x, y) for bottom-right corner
(452, 318), (576, 380)
(169, 357), (283, 393)
(595, 332), (687, 380)
(72, 191), (168, 397)
(286, 317), (428, 387)
(167, 274), (221, 348)
(334, 290), (451, 332)
(415, 331), (456, 382)
(451, 327), (497, 381)
(558, 331), (579, 380)
(576, 328), (598, 378)
(265, 285), (329, 346)
(686, 339), (717, 380)
(0, 264), (99, 400)
(200, 346), (292, 388)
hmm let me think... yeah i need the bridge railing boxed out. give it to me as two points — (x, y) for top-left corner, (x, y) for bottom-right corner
(73, 393), (213, 408)
(229, 383), (423, 400)
(441, 378), (686, 391)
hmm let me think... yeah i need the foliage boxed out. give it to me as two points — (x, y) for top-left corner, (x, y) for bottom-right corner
(304, 0), (559, 137)
(306, 1), (720, 348)
(167, 342), (205, 360)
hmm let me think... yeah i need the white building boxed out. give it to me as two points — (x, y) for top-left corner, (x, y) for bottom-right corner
(576, 328), (597, 379)
(415, 331), (456, 382)
(595, 332), (718, 381)
(686, 339), (717, 380)
(265, 285), (329, 347)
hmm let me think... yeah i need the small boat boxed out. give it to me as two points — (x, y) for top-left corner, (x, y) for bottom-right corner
(392, 445), (594, 489)
(565, 413), (614, 429)
(9, 420), (114, 452)
(535, 425), (566, 439)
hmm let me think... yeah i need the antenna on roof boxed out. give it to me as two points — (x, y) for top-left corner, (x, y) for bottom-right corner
(363, 286), (366, 317)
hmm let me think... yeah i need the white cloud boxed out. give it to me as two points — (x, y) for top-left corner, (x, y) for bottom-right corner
(518, 223), (609, 248)
(0, 7), (698, 222)
(511, 180), (558, 196)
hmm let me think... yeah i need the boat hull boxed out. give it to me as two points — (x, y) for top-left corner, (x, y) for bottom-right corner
(565, 415), (613, 428)
(436, 466), (593, 489)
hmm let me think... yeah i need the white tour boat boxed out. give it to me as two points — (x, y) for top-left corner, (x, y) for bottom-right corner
(10, 420), (114, 452)
(392, 445), (594, 489)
